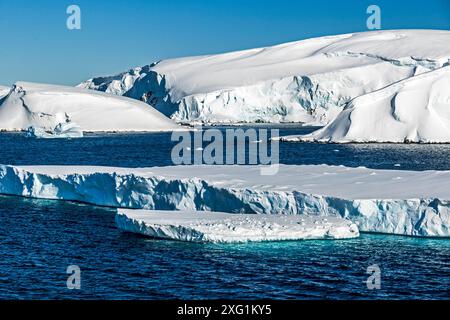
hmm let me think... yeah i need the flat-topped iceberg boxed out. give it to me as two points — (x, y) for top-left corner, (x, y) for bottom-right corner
(0, 82), (183, 132)
(0, 164), (448, 237)
(79, 30), (450, 125)
(116, 209), (359, 243)
(280, 66), (450, 143)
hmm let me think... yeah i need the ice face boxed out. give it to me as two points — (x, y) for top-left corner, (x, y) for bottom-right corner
(0, 164), (448, 237)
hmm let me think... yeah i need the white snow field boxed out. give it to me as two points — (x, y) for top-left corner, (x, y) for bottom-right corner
(280, 66), (450, 143)
(79, 30), (450, 125)
(0, 164), (448, 237)
(0, 82), (183, 132)
(115, 209), (359, 243)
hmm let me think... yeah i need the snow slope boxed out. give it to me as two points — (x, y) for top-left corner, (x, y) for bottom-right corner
(116, 209), (359, 243)
(79, 30), (450, 125)
(280, 66), (450, 143)
(0, 82), (183, 132)
(0, 86), (9, 99)
(0, 164), (448, 237)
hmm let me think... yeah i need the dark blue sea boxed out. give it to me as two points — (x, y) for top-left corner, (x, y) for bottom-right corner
(0, 126), (449, 299)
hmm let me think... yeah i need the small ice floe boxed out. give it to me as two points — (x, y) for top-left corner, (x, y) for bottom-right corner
(115, 209), (360, 243)
(394, 164), (401, 167)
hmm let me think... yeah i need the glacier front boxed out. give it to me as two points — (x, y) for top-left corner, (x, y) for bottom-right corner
(0, 164), (448, 237)
(116, 209), (359, 243)
(79, 30), (450, 125)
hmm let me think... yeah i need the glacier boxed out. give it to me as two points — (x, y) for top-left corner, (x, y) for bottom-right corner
(79, 30), (450, 125)
(0, 82), (184, 132)
(280, 66), (450, 143)
(116, 209), (359, 243)
(0, 164), (448, 237)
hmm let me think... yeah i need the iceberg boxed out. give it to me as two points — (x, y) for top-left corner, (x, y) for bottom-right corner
(0, 164), (448, 237)
(280, 66), (450, 143)
(115, 209), (359, 243)
(0, 82), (184, 132)
(26, 115), (83, 139)
(79, 30), (450, 125)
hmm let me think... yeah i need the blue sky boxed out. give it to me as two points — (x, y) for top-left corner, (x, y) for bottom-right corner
(0, 0), (449, 86)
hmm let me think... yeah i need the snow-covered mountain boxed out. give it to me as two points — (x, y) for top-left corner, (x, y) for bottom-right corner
(281, 66), (450, 143)
(0, 82), (182, 132)
(79, 30), (450, 125)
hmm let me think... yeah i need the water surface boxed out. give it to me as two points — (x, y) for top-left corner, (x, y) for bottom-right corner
(0, 127), (448, 299)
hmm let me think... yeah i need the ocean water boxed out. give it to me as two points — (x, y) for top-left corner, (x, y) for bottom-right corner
(0, 127), (449, 299)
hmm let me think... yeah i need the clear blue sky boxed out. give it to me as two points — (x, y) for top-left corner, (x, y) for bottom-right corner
(0, 0), (449, 86)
